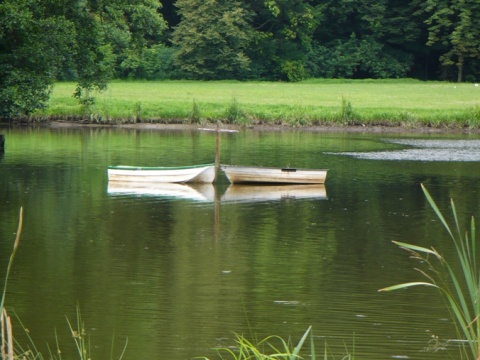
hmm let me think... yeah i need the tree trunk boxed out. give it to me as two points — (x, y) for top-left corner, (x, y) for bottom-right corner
(457, 55), (464, 83)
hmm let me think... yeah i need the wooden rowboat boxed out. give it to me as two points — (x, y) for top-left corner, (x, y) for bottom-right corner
(107, 163), (216, 184)
(221, 165), (327, 184)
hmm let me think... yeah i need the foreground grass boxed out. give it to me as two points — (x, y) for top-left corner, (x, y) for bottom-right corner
(33, 79), (480, 128)
(201, 326), (355, 360)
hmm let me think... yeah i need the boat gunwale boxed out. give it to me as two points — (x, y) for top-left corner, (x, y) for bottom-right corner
(220, 164), (329, 172)
(108, 163), (215, 171)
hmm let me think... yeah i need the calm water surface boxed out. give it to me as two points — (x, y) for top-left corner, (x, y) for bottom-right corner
(1, 126), (480, 359)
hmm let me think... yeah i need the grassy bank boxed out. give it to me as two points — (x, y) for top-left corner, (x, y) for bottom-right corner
(35, 79), (480, 128)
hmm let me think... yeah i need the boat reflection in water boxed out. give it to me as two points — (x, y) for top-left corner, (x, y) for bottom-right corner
(107, 181), (215, 202)
(108, 182), (328, 204)
(221, 184), (327, 203)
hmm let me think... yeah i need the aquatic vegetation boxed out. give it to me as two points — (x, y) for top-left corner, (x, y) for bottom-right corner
(380, 184), (480, 359)
(201, 326), (355, 360)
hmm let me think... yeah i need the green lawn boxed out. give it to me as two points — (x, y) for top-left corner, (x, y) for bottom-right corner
(39, 79), (480, 128)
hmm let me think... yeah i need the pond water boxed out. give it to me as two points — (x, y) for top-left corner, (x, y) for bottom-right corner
(1, 126), (480, 359)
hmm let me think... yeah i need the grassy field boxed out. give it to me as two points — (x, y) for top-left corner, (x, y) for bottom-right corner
(37, 79), (480, 128)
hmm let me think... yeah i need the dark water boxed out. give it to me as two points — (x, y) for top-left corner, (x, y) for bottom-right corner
(1, 126), (480, 359)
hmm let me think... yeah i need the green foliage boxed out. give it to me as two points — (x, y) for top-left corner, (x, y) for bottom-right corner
(97, 0), (167, 79)
(419, 0), (480, 82)
(2, 0), (480, 93)
(245, 0), (322, 81)
(0, 1), (75, 118)
(280, 61), (307, 83)
(380, 184), (480, 359)
(120, 44), (177, 80)
(0, 0), (167, 118)
(307, 36), (412, 79)
(72, 2), (116, 110)
(172, 0), (253, 80)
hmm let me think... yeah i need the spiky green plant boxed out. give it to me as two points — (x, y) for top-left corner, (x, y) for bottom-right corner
(200, 326), (355, 360)
(190, 99), (204, 124)
(340, 97), (356, 123)
(224, 97), (249, 125)
(200, 326), (314, 360)
(380, 184), (480, 359)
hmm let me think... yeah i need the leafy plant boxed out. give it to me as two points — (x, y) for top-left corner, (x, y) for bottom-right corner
(340, 97), (357, 123)
(280, 61), (307, 82)
(132, 101), (142, 123)
(380, 184), (480, 359)
(224, 98), (248, 125)
(189, 99), (204, 124)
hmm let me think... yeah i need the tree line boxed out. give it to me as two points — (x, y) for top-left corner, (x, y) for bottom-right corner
(1, 0), (479, 118)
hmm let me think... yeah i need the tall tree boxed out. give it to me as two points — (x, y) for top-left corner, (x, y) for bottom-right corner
(172, 0), (253, 80)
(0, 0), (74, 118)
(0, 0), (167, 119)
(417, 0), (480, 82)
(246, 0), (323, 81)
(68, 0), (114, 107)
(91, 0), (167, 79)
(308, 0), (418, 79)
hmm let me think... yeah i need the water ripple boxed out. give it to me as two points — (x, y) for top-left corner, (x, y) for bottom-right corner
(333, 139), (480, 162)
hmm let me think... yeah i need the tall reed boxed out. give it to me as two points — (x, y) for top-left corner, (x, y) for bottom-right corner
(0, 208), (127, 360)
(1, 208), (23, 360)
(380, 184), (480, 359)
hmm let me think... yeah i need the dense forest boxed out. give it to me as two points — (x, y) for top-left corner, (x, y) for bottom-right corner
(1, 0), (479, 117)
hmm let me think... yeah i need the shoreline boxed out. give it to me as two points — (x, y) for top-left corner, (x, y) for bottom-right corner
(40, 120), (480, 134)
(2, 119), (480, 134)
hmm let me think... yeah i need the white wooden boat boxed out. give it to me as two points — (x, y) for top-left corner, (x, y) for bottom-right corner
(108, 163), (216, 183)
(107, 182), (215, 201)
(221, 184), (327, 203)
(221, 165), (327, 184)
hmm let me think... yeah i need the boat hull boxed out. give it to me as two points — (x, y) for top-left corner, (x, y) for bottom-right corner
(108, 164), (216, 184)
(221, 165), (327, 184)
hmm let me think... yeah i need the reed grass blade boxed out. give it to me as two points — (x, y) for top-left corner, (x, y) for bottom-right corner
(0, 207), (23, 312)
(421, 184), (454, 239)
(383, 185), (480, 359)
(391, 241), (438, 256)
(289, 326), (311, 360)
